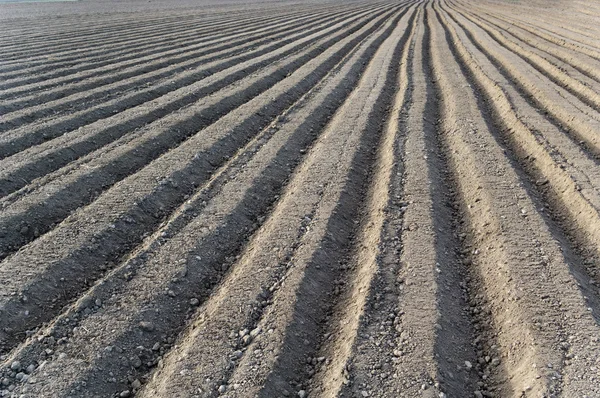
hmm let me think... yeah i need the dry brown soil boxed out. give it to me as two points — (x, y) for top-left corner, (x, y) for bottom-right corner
(1, 0), (600, 397)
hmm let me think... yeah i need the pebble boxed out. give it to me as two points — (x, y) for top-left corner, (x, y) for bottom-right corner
(10, 361), (21, 372)
(139, 321), (155, 332)
(131, 379), (142, 389)
(131, 356), (142, 368)
(465, 361), (473, 370)
(474, 391), (483, 398)
(232, 350), (243, 359)
(250, 327), (262, 338)
(119, 391), (131, 398)
(25, 364), (36, 374)
(491, 358), (500, 366)
(298, 390), (307, 398)
(218, 385), (227, 394)
(190, 298), (200, 306)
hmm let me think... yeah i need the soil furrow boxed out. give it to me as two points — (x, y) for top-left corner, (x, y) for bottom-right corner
(436, 0), (600, 314)
(2, 1), (600, 396)
(0, 7), (313, 65)
(0, 5), (400, 356)
(134, 12), (413, 396)
(432, 4), (600, 396)
(488, 11), (600, 59)
(332, 8), (481, 398)
(210, 7), (417, 398)
(453, 0), (600, 50)
(0, 6), (369, 123)
(0, 12), (267, 75)
(0, 10), (318, 96)
(441, 4), (600, 158)
(0, 5), (391, 196)
(447, 3), (600, 114)
(0, 7), (407, 397)
(453, 4), (600, 85)
(292, 9), (418, 398)
(0, 5), (358, 94)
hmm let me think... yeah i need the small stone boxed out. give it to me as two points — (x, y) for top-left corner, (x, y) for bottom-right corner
(131, 379), (142, 389)
(465, 361), (473, 370)
(10, 361), (21, 371)
(491, 357), (500, 366)
(57, 352), (67, 360)
(139, 321), (155, 332)
(26, 364), (36, 374)
(119, 390), (131, 397)
(190, 298), (200, 306)
(218, 384), (227, 394)
(2, 378), (10, 386)
(474, 391), (483, 398)
(95, 299), (102, 307)
(232, 350), (243, 359)
(298, 390), (307, 398)
(131, 356), (142, 368)
(361, 391), (369, 397)
(250, 327), (262, 338)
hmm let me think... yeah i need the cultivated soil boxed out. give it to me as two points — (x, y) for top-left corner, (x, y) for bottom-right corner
(1, 0), (600, 397)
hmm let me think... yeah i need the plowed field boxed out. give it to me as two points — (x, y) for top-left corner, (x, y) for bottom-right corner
(1, 0), (600, 397)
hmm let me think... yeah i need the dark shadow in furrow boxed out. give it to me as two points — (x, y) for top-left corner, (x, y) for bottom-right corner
(421, 9), (480, 396)
(448, 6), (600, 116)
(0, 9), (320, 95)
(466, 9), (600, 86)
(434, 6), (600, 327)
(0, 7), (393, 196)
(0, 13), (212, 50)
(40, 13), (405, 396)
(336, 12), (414, 398)
(0, 4), (370, 77)
(0, 14), (241, 73)
(0, 11), (264, 65)
(257, 8), (416, 396)
(0, 6), (403, 356)
(0, 15), (297, 94)
(498, 16), (600, 61)
(429, 6), (515, 395)
(441, 7), (600, 163)
(0, 7), (355, 119)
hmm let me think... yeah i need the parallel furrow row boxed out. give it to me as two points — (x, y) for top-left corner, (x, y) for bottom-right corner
(1, 1), (600, 397)
(0, 5), (389, 195)
(0, 5), (415, 397)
